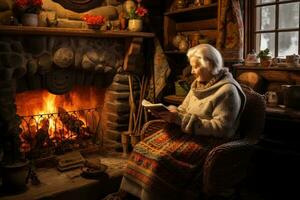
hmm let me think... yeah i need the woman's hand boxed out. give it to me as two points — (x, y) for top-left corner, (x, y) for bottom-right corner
(151, 109), (180, 124)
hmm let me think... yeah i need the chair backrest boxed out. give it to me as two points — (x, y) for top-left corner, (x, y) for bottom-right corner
(238, 85), (266, 140)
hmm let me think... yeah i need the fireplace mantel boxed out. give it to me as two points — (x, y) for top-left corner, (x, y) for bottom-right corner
(0, 25), (155, 38)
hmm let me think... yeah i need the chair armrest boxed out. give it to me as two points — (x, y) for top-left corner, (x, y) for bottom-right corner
(202, 139), (257, 195)
(140, 119), (168, 139)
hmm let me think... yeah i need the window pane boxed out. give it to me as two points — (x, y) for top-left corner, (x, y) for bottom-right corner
(279, 3), (299, 29)
(256, 0), (275, 4)
(256, 6), (275, 31)
(256, 33), (275, 57)
(278, 32), (299, 56)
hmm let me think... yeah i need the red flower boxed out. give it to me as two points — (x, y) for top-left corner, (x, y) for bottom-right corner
(14, 0), (43, 14)
(82, 14), (106, 25)
(135, 7), (148, 17)
(15, 0), (29, 7)
(128, 6), (148, 19)
(32, 0), (42, 7)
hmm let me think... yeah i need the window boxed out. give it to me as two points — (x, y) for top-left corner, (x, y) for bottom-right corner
(247, 0), (300, 57)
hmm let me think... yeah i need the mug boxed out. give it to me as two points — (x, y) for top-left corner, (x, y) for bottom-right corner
(286, 54), (299, 67)
(265, 91), (278, 106)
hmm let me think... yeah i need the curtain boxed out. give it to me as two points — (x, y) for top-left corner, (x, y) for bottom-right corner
(217, 0), (244, 61)
(147, 37), (171, 101)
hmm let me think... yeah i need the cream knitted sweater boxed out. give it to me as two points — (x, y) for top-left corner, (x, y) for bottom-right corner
(177, 71), (246, 138)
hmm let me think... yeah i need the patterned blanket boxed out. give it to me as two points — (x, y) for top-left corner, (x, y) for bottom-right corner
(124, 127), (217, 198)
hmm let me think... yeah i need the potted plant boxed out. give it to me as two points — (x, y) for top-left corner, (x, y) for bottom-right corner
(127, 2), (148, 32)
(13, 0), (43, 26)
(257, 48), (272, 67)
(0, 106), (29, 193)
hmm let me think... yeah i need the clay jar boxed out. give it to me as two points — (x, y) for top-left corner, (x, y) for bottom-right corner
(175, 0), (187, 9)
(260, 56), (272, 67)
(203, 0), (212, 5)
(188, 32), (201, 47)
(21, 13), (38, 26)
(178, 38), (189, 52)
(194, 0), (202, 7)
(265, 91), (278, 106)
(172, 33), (185, 49)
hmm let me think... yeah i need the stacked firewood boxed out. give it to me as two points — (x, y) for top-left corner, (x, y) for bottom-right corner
(58, 107), (92, 138)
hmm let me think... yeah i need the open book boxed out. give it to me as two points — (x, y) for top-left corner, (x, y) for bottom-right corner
(142, 99), (170, 112)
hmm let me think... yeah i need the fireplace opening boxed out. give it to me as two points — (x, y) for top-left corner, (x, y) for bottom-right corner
(16, 86), (106, 159)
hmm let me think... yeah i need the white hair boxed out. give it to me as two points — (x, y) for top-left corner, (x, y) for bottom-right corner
(186, 44), (223, 75)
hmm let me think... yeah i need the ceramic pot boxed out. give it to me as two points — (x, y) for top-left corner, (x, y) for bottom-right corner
(265, 91), (278, 106)
(188, 32), (201, 47)
(88, 24), (101, 30)
(1, 161), (29, 193)
(203, 0), (212, 5)
(172, 33), (185, 48)
(175, 0), (187, 9)
(260, 56), (272, 67)
(128, 19), (143, 32)
(178, 38), (189, 52)
(21, 13), (38, 26)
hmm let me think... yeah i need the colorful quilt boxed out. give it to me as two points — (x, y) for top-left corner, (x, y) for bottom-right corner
(124, 127), (218, 198)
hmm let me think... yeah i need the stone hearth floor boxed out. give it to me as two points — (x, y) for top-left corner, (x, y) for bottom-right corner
(0, 152), (128, 200)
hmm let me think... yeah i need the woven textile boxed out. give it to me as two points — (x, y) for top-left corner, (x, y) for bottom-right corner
(124, 127), (219, 198)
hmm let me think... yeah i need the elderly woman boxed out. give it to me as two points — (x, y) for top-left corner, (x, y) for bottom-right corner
(106, 44), (246, 200)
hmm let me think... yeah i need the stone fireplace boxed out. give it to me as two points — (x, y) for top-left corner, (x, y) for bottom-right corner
(0, 26), (154, 164)
(0, 0), (155, 198)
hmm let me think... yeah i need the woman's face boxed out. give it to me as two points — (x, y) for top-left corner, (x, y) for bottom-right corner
(189, 50), (213, 82)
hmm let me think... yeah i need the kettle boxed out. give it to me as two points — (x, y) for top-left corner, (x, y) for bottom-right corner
(245, 50), (258, 64)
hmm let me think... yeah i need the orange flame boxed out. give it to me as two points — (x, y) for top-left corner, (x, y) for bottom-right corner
(16, 86), (105, 141)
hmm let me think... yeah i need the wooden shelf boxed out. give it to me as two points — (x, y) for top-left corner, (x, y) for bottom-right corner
(164, 3), (218, 20)
(233, 64), (300, 71)
(164, 50), (187, 54)
(0, 25), (155, 38)
(164, 3), (218, 16)
(266, 106), (300, 123)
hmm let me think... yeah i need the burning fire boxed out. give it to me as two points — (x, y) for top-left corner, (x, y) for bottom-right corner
(16, 86), (105, 154)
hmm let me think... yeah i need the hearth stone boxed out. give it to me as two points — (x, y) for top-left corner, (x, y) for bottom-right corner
(0, 152), (127, 200)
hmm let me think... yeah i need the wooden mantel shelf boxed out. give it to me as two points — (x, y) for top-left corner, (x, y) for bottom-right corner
(0, 25), (155, 38)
